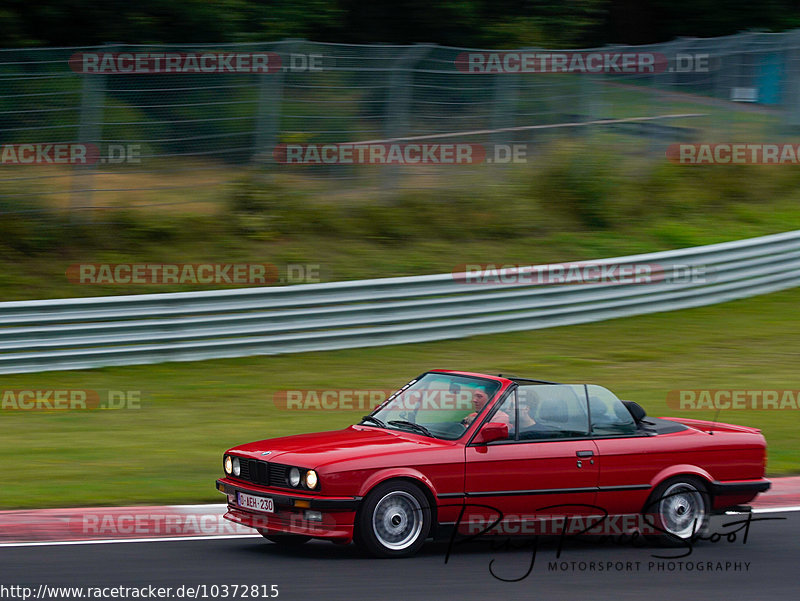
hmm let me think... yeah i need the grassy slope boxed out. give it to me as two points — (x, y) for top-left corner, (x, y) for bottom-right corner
(4, 150), (800, 300)
(2, 199), (800, 301)
(0, 286), (798, 509)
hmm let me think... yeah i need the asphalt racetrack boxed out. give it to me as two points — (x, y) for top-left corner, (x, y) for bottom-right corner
(1, 511), (795, 601)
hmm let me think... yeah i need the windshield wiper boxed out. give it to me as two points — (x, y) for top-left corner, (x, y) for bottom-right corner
(360, 415), (387, 428)
(388, 419), (437, 438)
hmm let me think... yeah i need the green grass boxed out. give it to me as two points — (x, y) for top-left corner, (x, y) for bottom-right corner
(1, 287), (798, 509)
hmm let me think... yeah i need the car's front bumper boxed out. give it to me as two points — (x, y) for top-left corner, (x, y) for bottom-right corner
(216, 478), (361, 543)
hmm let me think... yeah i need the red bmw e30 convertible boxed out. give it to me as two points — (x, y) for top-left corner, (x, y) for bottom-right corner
(216, 370), (770, 557)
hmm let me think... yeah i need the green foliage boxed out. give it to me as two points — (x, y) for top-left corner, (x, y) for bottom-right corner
(479, 0), (607, 48)
(2, 0), (799, 48)
(534, 142), (614, 228)
(4, 142), (800, 300)
(601, 0), (800, 45)
(8, 140), (800, 259)
(0, 198), (64, 255)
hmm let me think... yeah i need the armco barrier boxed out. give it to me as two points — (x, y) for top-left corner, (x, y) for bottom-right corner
(0, 230), (799, 374)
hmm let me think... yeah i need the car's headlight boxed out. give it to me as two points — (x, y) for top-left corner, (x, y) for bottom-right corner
(224, 455), (232, 475)
(232, 457), (240, 477)
(289, 467), (301, 487)
(305, 469), (318, 490)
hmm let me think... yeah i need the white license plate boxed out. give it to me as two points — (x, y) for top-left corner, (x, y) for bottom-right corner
(237, 492), (274, 513)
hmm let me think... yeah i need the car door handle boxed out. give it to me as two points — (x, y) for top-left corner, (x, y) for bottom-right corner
(576, 450), (594, 458)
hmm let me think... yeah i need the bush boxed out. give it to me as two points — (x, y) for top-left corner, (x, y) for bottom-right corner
(533, 142), (614, 229)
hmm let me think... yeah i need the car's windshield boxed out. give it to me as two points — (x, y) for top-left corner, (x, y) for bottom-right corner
(363, 372), (503, 440)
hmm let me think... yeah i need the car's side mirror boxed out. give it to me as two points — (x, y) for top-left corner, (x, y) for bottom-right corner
(473, 422), (509, 444)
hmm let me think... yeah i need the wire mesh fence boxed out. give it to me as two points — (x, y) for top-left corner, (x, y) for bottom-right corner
(1, 33), (799, 215)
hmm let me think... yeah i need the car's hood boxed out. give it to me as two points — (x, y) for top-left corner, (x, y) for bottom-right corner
(229, 425), (451, 469)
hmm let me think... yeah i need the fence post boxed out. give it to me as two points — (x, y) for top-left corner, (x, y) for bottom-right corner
(647, 38), (689, 154)
(70, 50), (106, 220)
(580, 71), (601, 140)
(252, 39), (297, 165)
(783, 31), (800, 128)
(490, 71), (519, 168)
(382, 43), (434, 197)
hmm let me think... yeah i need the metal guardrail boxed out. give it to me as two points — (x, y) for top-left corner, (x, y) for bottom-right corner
(1, 230), (799, 374)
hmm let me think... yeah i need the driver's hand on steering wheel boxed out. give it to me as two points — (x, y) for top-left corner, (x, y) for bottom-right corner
(461, 412), (477, 425)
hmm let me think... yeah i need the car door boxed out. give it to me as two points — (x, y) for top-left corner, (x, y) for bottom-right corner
(463, 385), (600, 536)
(587, 385), (654, 515)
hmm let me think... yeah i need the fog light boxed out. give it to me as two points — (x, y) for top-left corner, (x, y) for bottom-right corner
(227, 494), (236, 504)
(305, 510), (323, 522)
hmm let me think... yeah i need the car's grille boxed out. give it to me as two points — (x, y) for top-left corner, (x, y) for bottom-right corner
(269, 463), (288, 488)
(235, 458), (290, 489)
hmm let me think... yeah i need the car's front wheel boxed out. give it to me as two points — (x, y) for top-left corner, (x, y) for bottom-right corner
(355, 480), (431, 558)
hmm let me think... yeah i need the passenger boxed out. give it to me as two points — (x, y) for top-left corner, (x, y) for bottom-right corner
(519, 391), (539, 429)
(460, 389), (510, 427)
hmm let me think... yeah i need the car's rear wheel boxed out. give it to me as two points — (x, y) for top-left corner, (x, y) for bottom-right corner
(258, 531), (312, 547)
(355, 480), (431, 558)
(645, 477), (710, 542)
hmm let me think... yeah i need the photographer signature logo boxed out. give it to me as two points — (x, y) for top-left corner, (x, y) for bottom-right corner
(437, 495), (785, 582)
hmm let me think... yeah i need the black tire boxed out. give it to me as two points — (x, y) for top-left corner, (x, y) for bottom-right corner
(258, 531), (312, 547)
(355, 480), (432, 558)
(643, 477), (710, 544)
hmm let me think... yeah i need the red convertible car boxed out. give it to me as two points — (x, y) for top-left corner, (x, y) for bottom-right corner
(216, 370), (770, 557)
